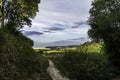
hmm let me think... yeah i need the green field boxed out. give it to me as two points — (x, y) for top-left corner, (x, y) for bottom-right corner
(33, 41), (104, 54)
(33, 46), (77, 54)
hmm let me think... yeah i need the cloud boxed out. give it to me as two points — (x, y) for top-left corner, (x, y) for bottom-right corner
(45, 27), (65, 31)
(39, 21), (89, 32)
(33, 37), (89, 47)
(43, 31), (55, 33)
(48, 27), (64, 31)
(22, 0), (93, 47)
(23, 31), (44, 36)
(71, 22), (88, 28)
(33, 0), (92, 23)
(68, 37), (87, 41)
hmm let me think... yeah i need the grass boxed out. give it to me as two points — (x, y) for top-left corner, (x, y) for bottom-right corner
(33, 46), (77, 54)
(76, 41), (104, 54)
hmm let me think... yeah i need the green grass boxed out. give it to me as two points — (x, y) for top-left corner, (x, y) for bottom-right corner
(34, 46), (77, 54)
(76, 41), (104, 54)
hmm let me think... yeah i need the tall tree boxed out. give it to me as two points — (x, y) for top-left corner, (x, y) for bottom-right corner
(88, 0), (120, 73)
(0, 0), (40, 30)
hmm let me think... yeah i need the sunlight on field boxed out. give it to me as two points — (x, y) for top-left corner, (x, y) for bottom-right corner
(46, 50), (64, 53)
(33, 46), (77, 54)
(33, 47), (51, 50)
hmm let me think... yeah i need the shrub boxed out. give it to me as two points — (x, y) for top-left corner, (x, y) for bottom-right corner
(0, 30), (52, 80)
(52, 51), (113, 80)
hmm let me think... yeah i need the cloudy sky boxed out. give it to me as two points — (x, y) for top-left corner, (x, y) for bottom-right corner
(22, 0), (93, 47)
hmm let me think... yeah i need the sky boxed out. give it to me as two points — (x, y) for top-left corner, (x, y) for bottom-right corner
(22, 0), (93, 47)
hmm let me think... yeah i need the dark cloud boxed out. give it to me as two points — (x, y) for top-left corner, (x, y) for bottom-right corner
(69, 37), (87, 41)
(43, 21), (88, 32)
(43, 31), (55, 33)
(72, 21), (88, 28)
(45, 27), (65, 31)
(52, 23), (64, 27)
(75, 22), (88, 25)
(23, 31), (44, 36)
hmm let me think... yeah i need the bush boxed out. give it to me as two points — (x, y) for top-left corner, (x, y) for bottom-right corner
(0, 30), (52, 80)
(37, 50), (44, 54)
(52, 51), (113, 80)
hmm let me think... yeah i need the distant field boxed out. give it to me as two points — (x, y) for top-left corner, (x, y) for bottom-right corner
(33, 41), (104, 55)
(33, 47), (51, 50)
(33, 46), (77, 54)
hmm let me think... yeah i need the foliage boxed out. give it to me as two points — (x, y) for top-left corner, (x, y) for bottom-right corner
(0, 30), (52, 80)
(0, 0), (40, 29)
(76, 41), (104, 54)
(51, 51), (113, 80)
(36, 49), (44, 54)
(88, 0), (120, 40)
(0, 0), (52, 79)
(88, 0), (120, 73)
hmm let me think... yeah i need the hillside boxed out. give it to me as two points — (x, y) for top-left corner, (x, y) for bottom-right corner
(0, 30), (51, 80)
(76, 41), (104, 53)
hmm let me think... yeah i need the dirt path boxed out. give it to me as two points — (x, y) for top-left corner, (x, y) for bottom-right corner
(47, 60), (69, 80)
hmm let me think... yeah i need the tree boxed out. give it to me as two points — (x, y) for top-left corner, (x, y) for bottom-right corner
(0, 1), (53, 80)
(0, 0), (40, 31)
(88, 0), (120, 73)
